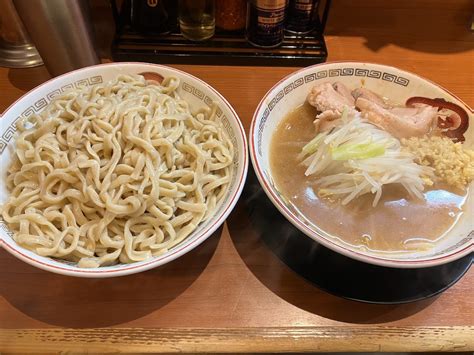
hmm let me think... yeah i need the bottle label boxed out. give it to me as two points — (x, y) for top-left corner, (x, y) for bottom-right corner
(247, 0), (288, 47)
(254, 0), (288, 10)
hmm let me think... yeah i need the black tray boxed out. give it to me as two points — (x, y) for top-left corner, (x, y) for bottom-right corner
(236, 167), (472, 304)
(110, 0), (330, 66)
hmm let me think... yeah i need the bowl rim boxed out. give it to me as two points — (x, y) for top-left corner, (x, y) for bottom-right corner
(249, 60), (474, 268)
(0, 62), (249, 277)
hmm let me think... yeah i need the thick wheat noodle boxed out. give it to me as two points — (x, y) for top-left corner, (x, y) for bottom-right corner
(1, 74), (234, 268)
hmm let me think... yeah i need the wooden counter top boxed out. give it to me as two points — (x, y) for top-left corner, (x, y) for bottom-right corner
(0, 0), (473, 353)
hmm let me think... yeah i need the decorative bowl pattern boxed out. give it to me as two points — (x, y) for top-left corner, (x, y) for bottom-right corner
(0, 62), (248, 277)
(250, 62), (473, 268)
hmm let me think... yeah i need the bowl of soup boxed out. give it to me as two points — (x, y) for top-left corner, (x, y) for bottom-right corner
(250, 62), (473, 268)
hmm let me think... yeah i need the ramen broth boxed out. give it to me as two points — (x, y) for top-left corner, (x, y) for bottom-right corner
(270, 103), (467, 253)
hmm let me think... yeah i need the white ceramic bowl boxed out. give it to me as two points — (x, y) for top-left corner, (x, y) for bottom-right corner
(250, 62), (473, 268)
(0, 62), (248, 277)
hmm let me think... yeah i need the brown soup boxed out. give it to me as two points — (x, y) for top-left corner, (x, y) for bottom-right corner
(270, 103), (466, 253)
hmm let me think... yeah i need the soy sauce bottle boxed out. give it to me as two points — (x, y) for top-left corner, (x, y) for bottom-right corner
(285, 0), (319, 34)
(246, 0), (289, 48)
(131, 0), (178, 34)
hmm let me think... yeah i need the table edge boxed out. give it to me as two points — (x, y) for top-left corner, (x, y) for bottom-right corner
(1, 326), (473, 353)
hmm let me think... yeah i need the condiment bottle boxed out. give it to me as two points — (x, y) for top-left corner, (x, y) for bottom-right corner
(285, 0), (319, 34)
(216, 0), (246, 31)
(131, 0), (178, 34)
(179, 0), (215, 41)
(246, 0), (288, 48)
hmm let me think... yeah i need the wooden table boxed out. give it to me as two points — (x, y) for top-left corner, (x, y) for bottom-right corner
(0, 0), (473, 353)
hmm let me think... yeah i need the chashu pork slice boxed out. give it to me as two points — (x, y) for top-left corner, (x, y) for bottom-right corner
(307, 82), (356, 133)
(355, 97), (438, 139)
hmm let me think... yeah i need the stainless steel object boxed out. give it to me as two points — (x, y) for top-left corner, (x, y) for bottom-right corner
(13, 0), (99, 76)
(0, 0), (42, 68)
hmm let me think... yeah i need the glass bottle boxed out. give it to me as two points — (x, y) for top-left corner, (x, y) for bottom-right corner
(131, 0), (178, 34)
(246, 0), (288, 48)
(285, 0), (319, 34)
(179, 0), (215, 41)
(216, 0), (246, 31)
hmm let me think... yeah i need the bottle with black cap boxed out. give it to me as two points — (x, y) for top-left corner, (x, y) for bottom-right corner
(131, 0), (177, 34)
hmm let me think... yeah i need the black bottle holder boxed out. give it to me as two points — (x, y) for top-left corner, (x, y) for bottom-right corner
(110, 0), (331, 66)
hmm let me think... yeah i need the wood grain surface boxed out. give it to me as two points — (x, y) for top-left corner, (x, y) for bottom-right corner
(1, 327), (473, 353)
(0, 0), (473, 353)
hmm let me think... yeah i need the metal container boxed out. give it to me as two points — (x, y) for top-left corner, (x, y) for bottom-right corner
(0, 0), (42, 68)
(13, 0), (99, 76)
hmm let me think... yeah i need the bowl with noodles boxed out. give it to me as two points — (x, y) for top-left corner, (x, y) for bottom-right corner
(250, 62), (473, 268)
(0, 62), (248, 277)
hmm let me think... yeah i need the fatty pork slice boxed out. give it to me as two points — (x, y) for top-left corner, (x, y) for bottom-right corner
(355, 97), (438, 139)
(307, 82), (356, 133)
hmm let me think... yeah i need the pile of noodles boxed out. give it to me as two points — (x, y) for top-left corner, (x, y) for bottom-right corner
(1, 74), (234, 268)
